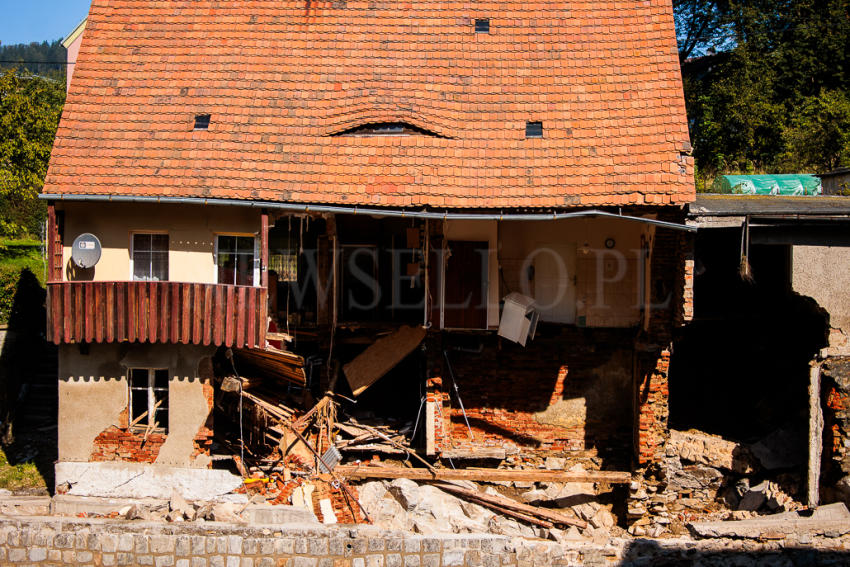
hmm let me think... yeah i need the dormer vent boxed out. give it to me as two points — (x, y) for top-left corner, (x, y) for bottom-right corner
(335, 122), (443, 137)
(194, 114), (211, 130)
(475, 19), (490, 33)
(525, 121), (543, 138)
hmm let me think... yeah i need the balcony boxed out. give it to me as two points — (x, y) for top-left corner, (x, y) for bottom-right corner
(46, 281), (267, 349)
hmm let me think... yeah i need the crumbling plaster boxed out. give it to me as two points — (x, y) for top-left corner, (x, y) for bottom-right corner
(792, 246), (850, 355)
(58, 343), (215, 466)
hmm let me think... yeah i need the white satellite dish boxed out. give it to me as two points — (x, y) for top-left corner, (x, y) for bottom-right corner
(71, 233), (102, 268)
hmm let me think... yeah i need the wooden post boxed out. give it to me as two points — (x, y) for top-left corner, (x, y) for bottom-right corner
(261, 211), (269, 289)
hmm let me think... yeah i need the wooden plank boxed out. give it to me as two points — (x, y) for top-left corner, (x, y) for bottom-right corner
(225, 285), (235, 347)
(127, 282), (137, 342)
(236, 286), (247, 348)
(259, 288), (268, 347)
(170, 283), (180, 343)
(334, 465), (632, 484)
(84, 283), (94, 343)
(74, 283), (83, 342)
(214, 284), (225, 345)
(94, 283), (104, 343)
(46, 205), (56, 283)
(138, 282), (148, 343)
(63, 283), (72, 343)
(193, 283), (202, 345)
(149, 282), (158, 343)
(246, 287), (257, 348)
(160, 281), (169, 344)
(181, 284), (191, 344)
(261, 212), (269, 289)
(203, 285), (213, 346)
(432, 482), (585, 529)
(106, 283), (115, 343)
(343, 325), (427, 396)
(117, 283), (126, 342)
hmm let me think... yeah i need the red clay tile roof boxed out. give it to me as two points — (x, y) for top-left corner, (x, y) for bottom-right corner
(44, 0), (695, 209)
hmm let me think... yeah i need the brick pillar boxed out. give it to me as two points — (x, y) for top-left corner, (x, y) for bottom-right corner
(425, 376), (446, 456)
(635, 348), (671, 466)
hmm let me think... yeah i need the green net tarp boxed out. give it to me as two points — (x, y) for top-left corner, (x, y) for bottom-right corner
(712, 174), (822, 195)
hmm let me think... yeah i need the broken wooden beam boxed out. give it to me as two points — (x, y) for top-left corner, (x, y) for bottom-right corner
(432, 482), (586, 530)
(334, 465), (631, 484)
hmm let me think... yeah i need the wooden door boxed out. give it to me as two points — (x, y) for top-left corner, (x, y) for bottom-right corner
(443, 240), (488, 329)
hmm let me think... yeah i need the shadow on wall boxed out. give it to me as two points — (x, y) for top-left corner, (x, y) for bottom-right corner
(617, 539), (850, 566)
(0, 268), (47, 442)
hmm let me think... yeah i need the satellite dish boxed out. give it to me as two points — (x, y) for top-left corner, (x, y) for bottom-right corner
(71, 233), (102, 268)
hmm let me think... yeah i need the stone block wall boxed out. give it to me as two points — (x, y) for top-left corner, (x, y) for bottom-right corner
(0, 516), (574, 567)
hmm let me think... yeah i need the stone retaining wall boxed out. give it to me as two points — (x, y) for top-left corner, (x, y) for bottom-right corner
(0, 516), (574, 567)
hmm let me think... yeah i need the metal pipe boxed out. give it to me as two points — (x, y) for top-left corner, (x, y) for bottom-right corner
(40, 192), (696, 231)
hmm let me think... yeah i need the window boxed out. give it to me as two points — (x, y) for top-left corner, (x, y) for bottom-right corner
(129, 368), (168, 432)
(335, 122), (443, 138)
(194, 114), (211, 130)
(526, 121), (543, 138)
(132, 233), (169, 281)
(474, 18), (490, 33)
(216, 235), (256, 286)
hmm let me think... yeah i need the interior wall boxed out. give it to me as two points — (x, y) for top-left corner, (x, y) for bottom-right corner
(443, 220), (499, 328)
(58, 343), (215, 468)
(499, 218), (646, 328)
(792, 245), (850, 355)
(60, 202), (260, 283)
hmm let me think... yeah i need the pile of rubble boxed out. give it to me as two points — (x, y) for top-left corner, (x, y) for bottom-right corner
(357, 476), (621, 544)
(628, 428), (805, 537)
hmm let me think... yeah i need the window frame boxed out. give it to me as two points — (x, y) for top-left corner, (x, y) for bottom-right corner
(129, 231), (170, 282)
(214, 233), (260, 286)
(128, 367), (169, 433)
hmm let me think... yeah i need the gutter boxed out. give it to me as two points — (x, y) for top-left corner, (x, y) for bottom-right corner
(40, 193), (696, 232)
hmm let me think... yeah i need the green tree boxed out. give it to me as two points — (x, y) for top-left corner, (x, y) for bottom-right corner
(0, 68), (65, 237)
(782, 90), (850, 172)
(676, 0), (850, 187)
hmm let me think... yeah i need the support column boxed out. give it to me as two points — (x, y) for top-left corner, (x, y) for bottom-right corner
(808, 361), (823, 507)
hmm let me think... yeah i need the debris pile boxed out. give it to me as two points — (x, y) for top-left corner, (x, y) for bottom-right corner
(628, 428), (805, 537)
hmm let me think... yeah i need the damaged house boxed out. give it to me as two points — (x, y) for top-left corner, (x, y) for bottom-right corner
(40, 0), (698, 515)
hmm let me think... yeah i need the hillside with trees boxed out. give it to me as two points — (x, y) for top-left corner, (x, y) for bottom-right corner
(675, 0), (850, 190)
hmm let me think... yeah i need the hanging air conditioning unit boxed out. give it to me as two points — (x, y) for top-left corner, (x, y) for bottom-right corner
(498, 292), (539, 346)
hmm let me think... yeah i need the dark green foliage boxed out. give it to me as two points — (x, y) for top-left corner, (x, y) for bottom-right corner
(676, 0), (850, 188)
(0, 67), (65, 238)
(0, 40), (67, 81)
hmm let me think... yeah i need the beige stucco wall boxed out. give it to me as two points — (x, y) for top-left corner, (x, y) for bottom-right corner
(60, 202), (259, 283)
(792, 245), (850, 354)
(58, 343), (215, 467)
(499, 218), (648, 327)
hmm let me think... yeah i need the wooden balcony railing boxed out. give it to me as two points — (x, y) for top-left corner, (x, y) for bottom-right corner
(46, 281), (267, 349)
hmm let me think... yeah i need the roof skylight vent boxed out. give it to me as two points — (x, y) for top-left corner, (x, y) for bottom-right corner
(194, 114), (211, 130)
(475, 19), (490, 33)
(526, 121), (543, 138)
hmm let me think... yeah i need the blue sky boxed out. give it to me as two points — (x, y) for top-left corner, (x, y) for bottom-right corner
(0, 0), (92, 46)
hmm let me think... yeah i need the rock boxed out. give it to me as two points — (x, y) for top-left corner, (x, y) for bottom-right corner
(118, 505), (132, 517)
(520, 489), (548, 504)
(387, 478), (422, 511)
(169, 490), (193, 518)
(210, 502), (244, 523)
(487, 515), (537, 538)
(589, 507), (615, 529)
(544, 457), (567, 470)
(667, 429), (758, 474)
(572, 502), (600, 522)
(738, 480), (769, 512)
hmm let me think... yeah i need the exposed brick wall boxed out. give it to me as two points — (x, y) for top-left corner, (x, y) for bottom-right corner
(430, 328), (635, 463)
(191, 379), (215, 461)
(90, 426), (167, 463)
(634, 349), (670, 466)
(822, 358), (850, 492)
